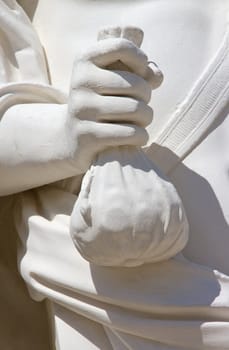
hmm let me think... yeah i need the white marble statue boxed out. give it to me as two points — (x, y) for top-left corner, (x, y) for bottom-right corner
(0, 0), (229, 349)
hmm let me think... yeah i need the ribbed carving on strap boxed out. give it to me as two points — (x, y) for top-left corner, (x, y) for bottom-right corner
(147, 19), (229, 174)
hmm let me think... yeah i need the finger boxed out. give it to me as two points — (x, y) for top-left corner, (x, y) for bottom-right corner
(70, 91), (153, 127)
(73, 63), (152, 103)
(146, 62), (164, 89)
(97, 26), (144, 48)
(77, 120), (149, 149)
(97, 95), (153, 127)
(95, 67), (152, 103)
(81, 38), (148, 79)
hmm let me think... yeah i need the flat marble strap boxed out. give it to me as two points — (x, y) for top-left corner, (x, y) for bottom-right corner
(147, 21), (229, 174)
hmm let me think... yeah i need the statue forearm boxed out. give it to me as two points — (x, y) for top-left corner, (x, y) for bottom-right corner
(0, 103), (81, 195)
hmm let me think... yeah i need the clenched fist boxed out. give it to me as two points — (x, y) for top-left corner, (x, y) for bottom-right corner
(0, 29), (163, 194)
(66, 35), (163, 174)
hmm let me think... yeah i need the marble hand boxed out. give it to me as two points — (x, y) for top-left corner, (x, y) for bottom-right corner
(66, 36), (160, 173)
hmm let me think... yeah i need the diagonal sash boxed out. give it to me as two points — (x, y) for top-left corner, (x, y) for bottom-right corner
(146, 24), (229, 174)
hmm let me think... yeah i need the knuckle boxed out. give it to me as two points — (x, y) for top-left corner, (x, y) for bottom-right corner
(143, 106), (154, 126)
(127, 125), (148, 145)
(71, 73), (90, 91)
(146, 65), (164, 89)
(137, 79), (152, 102)
(137, 102), (153, 120)
(105, 38), (145, 61)
(105, 37), (135, 52)
(138, 127), (149, 145)
(131, 101), (153, 127)
(117, 74), (151, 103)
(115, 38), (136, 52)
(117, 38), (147, 58)
(71, 61), (96, 90)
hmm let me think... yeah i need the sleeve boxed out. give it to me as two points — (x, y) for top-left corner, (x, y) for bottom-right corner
(0, 0), (49, 84)
(0, 0), (67, 118)
(0, 1), (69, 195)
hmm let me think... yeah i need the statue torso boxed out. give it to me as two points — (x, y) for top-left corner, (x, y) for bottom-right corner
(17, 0), (229, 273)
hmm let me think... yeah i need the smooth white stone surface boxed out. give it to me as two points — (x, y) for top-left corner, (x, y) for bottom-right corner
(0, 0), (228, 349)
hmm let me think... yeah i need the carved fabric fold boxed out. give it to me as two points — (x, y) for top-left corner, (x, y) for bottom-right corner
(16, 185), (229, 349)
(70, 146), (189, 266)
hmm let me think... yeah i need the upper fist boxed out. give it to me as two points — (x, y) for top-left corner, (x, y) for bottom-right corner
(66, 37), (163, 174)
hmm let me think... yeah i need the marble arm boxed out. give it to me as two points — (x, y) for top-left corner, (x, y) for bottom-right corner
(0, 103), (83, 196)
(0, 35), (156, 196)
